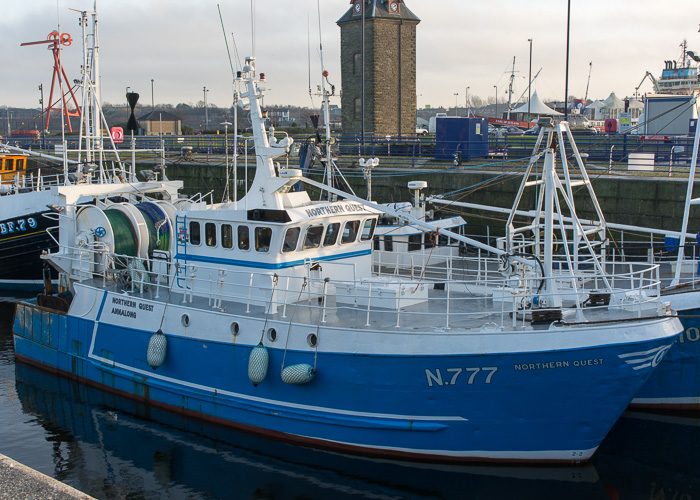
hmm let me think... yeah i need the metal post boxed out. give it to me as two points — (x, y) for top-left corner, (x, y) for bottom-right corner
(494, 86), (498, 119)
(151, 79), (154, 111)
(527, 38), (532, 124)
(564, 0), (571, 121)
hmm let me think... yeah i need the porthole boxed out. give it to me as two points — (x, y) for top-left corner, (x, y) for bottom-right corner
(307, 333), (318, 347)
(267, 327), (277, 342)
(231, 322), (240, 336)
(181, 314), (190, 327)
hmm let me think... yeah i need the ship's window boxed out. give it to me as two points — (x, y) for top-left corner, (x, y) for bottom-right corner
(238, 225), (250, 251)
(205, 222), (217, 247)
(360, 218), (376, 241)
(341, 220), (360, 244)
(16, 159), (24, 170)
(189, 221), (201, 245)
(373, 237), (380, 251)
(303, 225), (324, 250)
(408, 234), (422, 252)
(5, 159), (14, 171)
(282, 227), (300, 253)
(255, 227), (272, 253)
(384, 235), (394, 252)
(323, 222), (340, 246)
(221, 224), (233, 249)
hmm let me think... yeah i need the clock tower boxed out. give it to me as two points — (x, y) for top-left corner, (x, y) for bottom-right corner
(337, 0), (420, 137)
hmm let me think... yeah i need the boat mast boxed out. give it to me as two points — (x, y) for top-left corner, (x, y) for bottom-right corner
(507, 56), (516, 120)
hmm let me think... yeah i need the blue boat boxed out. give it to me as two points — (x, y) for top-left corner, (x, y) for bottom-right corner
(12, 52), (683, 464)
(628, 111), (700, 412)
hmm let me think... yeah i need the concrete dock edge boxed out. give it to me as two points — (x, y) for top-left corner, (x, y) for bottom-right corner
(0, 453), (94, 499)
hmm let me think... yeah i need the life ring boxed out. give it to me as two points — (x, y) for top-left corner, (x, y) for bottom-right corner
(60, 33), (72, 46)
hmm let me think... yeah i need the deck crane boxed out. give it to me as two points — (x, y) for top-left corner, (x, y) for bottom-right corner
(634, 71), (659, 99)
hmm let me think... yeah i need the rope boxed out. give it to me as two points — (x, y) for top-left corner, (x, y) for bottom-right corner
(259, 273), (279, 344)
(281, 278), (308, 369)
(414, 227), (439, 292)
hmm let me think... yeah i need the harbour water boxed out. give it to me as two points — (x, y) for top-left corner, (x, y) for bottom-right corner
(1, 298), (699, 500)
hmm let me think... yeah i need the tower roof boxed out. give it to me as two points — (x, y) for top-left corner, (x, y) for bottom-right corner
(337, 0), (420, 24)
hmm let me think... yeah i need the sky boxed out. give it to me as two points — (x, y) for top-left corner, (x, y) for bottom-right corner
(1, 0), (699, 112)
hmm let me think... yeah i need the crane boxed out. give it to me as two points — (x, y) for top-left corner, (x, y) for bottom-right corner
(21, 31), (81, 132)
(635, 71), (659, 99)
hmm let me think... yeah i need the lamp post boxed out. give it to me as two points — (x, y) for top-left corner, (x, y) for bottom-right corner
(221, 121), (232, 202)
(203, 86), (209, 131)
(151, 79), (155, 111)
(494, 85), (498, 119)
(527, 38), (533, 124)
(453, 93), (459, 116)
(466, 86), (470, 117)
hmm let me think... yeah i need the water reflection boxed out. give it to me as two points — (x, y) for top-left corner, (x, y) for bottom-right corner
(14, 362), (610, 500)
(593, 411), (700, 500)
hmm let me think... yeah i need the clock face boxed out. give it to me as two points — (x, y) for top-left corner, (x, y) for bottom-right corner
(354, 2), (361, 13)
(389, 1), (398, 12)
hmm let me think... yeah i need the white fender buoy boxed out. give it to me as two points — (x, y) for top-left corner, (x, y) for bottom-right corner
(147, 329), (167, 369)
(248, 342), (269, 386)
(281, 363), (315, 385)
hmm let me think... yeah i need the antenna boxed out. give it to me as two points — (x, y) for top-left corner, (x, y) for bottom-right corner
(217, 4), (235, 78)
(584, 61), (592, 102)
(250, 0), (256, 58)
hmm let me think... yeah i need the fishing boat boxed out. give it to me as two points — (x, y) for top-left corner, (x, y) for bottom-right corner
(0, 6), (183, 292)
(431, 108), (700, 413)
(13, 56), (683, 464)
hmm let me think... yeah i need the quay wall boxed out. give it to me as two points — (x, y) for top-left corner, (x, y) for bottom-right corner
(149, 161), (698, 240)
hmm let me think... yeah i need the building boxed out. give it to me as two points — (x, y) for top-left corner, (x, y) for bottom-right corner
(138, 110), (182, 136)
(337, 0), (420, 137)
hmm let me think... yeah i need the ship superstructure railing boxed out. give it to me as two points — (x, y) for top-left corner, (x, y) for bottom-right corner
(49, 244), (668, 333)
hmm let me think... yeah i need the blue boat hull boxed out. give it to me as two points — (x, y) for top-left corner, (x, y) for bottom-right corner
(631, 306), (700, 412)
(12, 300), (680, 463)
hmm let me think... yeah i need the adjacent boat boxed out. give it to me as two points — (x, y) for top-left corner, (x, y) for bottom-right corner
(629, 95), (700, 411)
(13, 57), (684, 464)
(0, 148), (58, 290)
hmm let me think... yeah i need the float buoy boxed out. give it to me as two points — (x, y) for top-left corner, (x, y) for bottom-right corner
(248, 342), (269, 386)
(281, 363), (316, 385)
(147, 329), (167, 369)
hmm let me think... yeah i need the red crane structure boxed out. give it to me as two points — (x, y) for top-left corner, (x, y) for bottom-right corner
(21, 31), (81, 132)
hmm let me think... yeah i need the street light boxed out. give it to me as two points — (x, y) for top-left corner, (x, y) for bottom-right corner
(453, 93), (459, 116)
(203, 86), (209, 131)
(527, 38), (533, 124)
(221, 121), (232, 202)
(151, 79), (155, 111)
(494, 85), (498, 119)
(466, 86), (470, 117)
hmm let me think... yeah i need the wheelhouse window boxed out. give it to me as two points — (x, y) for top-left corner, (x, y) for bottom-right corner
(360, 218), (376, 241)
(408, 234), (422, 252)
(384, 235), (393, 251)
(189, 221), (201, 245)
(282, 227), (300, 253)
(255, 227), (272, 253)
(341, 220), (360, 244)
(373, 237), (380, 251)
(323, 222), (340, 246)
(303, 225), (324, 250)
(205, 222), (217, 247)
(221, 224), (233, 249)
(238, 225), (250, 250)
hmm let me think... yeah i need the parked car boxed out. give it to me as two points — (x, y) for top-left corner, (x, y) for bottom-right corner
(500, 126), (525, 135)
(416, 127), (429, 136)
